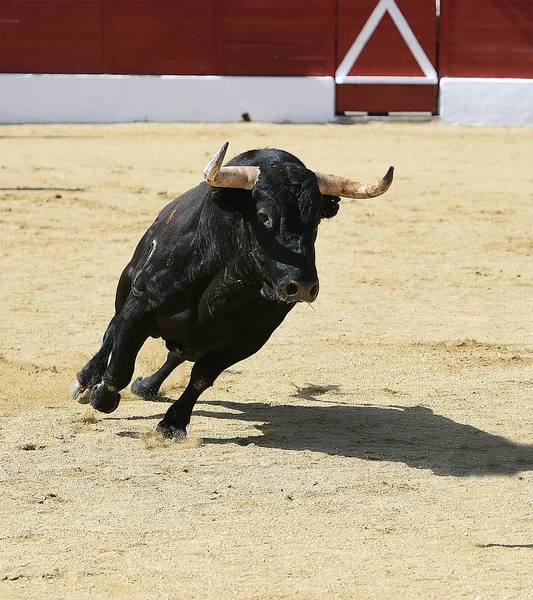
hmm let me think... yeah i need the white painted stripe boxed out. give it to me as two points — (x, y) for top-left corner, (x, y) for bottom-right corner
(336, 75), (437, 85)
(385, 0), (437, 79)
(336, 0), (387, 79)
(336, 0), (438, 85)
(0, 74), (335, 124)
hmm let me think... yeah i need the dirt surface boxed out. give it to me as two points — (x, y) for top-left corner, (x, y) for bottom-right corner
(1, 122), (533, 599)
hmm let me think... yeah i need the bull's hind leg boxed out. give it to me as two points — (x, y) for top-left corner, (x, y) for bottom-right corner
(157, 332), (273, 439)
(90, 300), (150, 414)
(131, 352), (184, 400)
(70, 316), (116, 404)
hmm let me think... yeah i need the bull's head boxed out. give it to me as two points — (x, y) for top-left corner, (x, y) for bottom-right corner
(204, 142), (394, 304)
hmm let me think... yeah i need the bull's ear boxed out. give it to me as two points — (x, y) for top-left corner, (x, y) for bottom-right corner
(210, 186), (249, 213)
(322, 195), (340, 219)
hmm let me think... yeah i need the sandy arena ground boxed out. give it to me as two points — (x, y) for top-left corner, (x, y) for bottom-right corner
(1, 122), (532, 599)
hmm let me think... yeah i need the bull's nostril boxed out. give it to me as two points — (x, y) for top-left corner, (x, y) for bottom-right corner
(309, 284), (319, 299)
(285, 282), (299, 297)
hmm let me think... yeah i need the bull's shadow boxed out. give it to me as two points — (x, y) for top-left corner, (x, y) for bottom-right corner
(190, 394), (533, 477)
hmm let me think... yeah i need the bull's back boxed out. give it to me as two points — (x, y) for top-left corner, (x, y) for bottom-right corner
(115, 184), (208, 312)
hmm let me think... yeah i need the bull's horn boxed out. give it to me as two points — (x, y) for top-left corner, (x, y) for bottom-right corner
(203, 142), (260, 190)
(315, 166), (394, 199)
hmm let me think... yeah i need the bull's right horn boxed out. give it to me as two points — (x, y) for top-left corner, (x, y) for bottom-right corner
(203, 142), (260, 190)
(315, 166), (394, 199)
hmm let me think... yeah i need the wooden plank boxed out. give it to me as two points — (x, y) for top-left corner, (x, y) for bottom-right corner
(336, 84), (436, 114)
(101, 0), (113, 73)
(109, 0), (215, 75)
(439, 0), (533, 78)
(217, 0), (335, 76)
(1, 0), (105, 74)
(0, 0), (335, 77)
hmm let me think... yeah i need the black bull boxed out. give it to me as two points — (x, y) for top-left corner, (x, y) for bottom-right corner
(70, 143), (393, 439)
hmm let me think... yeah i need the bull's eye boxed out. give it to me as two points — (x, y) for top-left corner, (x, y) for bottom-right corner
(257, 210), (271, 228)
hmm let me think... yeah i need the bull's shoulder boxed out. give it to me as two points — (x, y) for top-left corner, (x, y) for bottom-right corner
(120, 185), (207, 299)
(153, 183), (207, 230)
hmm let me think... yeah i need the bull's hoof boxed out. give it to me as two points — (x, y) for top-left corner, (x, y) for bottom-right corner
(131, 377), (158, 400)
(78, 388), (91, 404)
(90, 383), (121, 414)
(70, 380), (91, 405)
(156, 420), (187, 441)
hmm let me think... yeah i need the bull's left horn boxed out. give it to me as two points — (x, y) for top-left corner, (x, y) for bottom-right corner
(315, 166), (394, 199)
(203, 142), (260, 190)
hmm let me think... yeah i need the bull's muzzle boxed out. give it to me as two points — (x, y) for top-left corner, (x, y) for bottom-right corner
(275, 279), (319, 303)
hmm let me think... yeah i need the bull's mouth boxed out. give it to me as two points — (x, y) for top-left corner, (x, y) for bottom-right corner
(260, 279), (284, 302)
(260, 279), (297, 304)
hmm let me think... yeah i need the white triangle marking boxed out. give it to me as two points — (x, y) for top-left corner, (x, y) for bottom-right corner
(336, 0), (438, 85)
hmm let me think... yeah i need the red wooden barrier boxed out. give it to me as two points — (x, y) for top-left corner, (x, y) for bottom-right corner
(214, 0), (335, 76)
(439, 0), (533, 78)
(0, 0), (216, 75)
(1, 0), (105, 74)
(109, 0), (215, 75)
(0, 0), (335, 76)
(2, 0), (531, 116)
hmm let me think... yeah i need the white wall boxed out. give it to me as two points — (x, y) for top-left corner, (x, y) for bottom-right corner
(3, 73), (532, 126)
(0, 74), (335, 124)
(440, 78), (533, 126)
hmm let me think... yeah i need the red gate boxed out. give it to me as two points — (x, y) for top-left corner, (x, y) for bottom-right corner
(335, 0), (438, 113)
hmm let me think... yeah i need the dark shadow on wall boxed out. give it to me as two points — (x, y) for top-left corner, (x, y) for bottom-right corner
(192, 397), (533, 478)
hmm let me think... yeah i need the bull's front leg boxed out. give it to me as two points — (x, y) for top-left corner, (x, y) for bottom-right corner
(70, 315), (116, 404)
(157, 329), (275, 439)
(90, 300), (151, 414)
